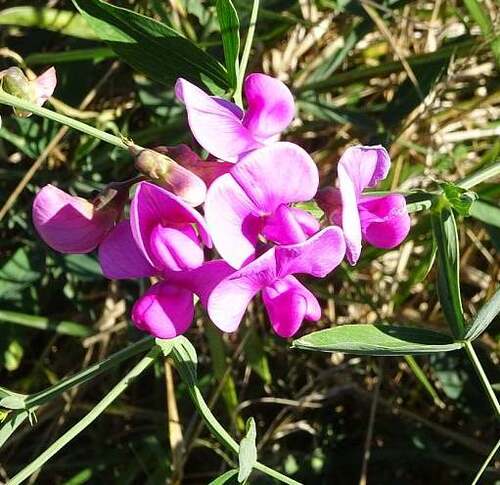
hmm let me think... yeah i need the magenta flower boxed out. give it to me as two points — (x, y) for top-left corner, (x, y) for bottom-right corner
(316, 145), (411, 265)
(204, 142), (320, 269)
(32, 184), (118, 254)
(207, 227), (345, 338)
(176, 73), (295, 162)
(131, 260), (233, 339)
(98, 181), (211, 278)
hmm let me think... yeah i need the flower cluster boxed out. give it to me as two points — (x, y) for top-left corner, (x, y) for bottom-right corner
(32, 73), (410, 339)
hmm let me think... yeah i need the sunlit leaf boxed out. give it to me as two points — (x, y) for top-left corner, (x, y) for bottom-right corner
(292, 324), (461, 355)
(431, 204), (466, 338)
(465, 287), (500, 341)
(238, 417), (257, 483)
(72, 0), (228, 93)
(216, 0), (240, 89)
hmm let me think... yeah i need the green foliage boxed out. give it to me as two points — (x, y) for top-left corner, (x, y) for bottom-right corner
(292, 324), (461, 355)
(238, 417), (257, 483)
(431, 203), (466, 339)
(216, 0), (240, 89)
(72, 0), (228, 93)
(465, 287), (500, 341)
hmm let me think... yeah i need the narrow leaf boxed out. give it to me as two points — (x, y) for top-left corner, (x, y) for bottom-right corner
(238, 418), (257, 483)
(209, 469), (239, 485)
(465, 287), (500, 341)
(292, 324), (461, 355)
(216, 0), (240, 89)
(0, 7), (98, 39)
(470, 199), (500, 228)
(71, 0), (228, 93)
(431, 204), (466, 338)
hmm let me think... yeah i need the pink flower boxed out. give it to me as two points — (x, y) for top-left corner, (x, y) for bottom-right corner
(316, 145), (411, 265)
(98, 181), (211, 278)
(176, 73), (295, 162)
(207, 227), (345, 338)
(131, 260), (233, 339)
(204, 142), (320, 269)
(32, 184), (118, 254)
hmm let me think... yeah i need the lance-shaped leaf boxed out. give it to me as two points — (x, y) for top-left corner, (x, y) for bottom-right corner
(216, 0), (240, 89)
(238, 417), (257, 482)
(465, 287), (500, 341)
(292, 324), (461, 355)
(72, 0), (228, 93)
(209, 470), (239, 485)
(431, 204), (466, 339)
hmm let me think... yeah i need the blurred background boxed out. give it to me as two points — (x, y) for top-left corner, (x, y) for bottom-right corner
(0, 0), (499, 483)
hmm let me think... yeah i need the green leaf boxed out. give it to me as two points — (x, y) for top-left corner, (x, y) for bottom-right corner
(469, 199), (500, 228)
(0, 6), (98, 39)
(170, 336), (198, 387)
(3, 339), (24, 372)
(292, 324), (461, 355)
(155, 338), (176, 357)
(431, 204), (466, 338)
(209, 469), (239, 485)
(465, 287), (500, 341)
(0, 395), (26, 411)
(72, 0), (228, 93)
(216, 0), (240, 89)
(294, 200), (324, 220)
(439, 182), (478, 216)
(0, 248), (42, 300)
(0, 309), (92, 337)
(238, 418), (257, 483)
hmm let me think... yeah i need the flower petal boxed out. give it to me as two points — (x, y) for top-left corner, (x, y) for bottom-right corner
(98, 220), (157, 279)
(34, 67), (56, 106)
(338, 145), (390, 195)
(261, 204), (310, 245)
(204, 173), (261, 269)
(149, 224), (204, 272)
(132, 281), (194, 339)
(165, 260), (235, 308)
(262, 275), (321, 338)
(275, 226), (346, 278)
(175, 78), (261, 162)
(32, 184), (113, 253)
(231, 142), (319, 213)
(157, 145), (233, 187)
(338, 162), (362, 265)
(208, 249), (277, 332)
(242, 73), (295, 141)
(131, 181), (211, 267)
(358, 193), (411, 249)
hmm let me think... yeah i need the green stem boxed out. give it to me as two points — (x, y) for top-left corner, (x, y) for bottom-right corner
(471, 436), (500, 485)
(404, 355), (445, 409)
(171, 348), (301, 485)
(0, 90), (134, 150)
(25, 337), (154, 408)
(463, 340), (500, 419)
(458, 161), (500, 190)
(8, 347), (160, 485)
(234, 0), (260, 106)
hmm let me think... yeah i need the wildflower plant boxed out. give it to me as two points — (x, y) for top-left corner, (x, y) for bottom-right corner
(0, 1), (499, 484)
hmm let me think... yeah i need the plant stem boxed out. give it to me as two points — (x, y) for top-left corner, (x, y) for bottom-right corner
(471, 436), (500, 485)
(234, 0), (260, 105)
(463, 340), (500, 419)
(25, 337), (154, 408)
(171, 347), (301, 485)
(0, 90), (136, 150)
(8, 347), (160, 485)
(458, 161), (500, 190)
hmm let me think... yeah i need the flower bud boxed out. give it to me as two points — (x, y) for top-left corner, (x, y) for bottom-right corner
(0, 66), (56, 118)
(32, 184), (123, 254)
(132, 281), (194, 339)
(133, 147), (206, 207)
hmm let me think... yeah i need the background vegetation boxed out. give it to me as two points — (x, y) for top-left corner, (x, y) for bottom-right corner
(0, 0), (499, 483)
